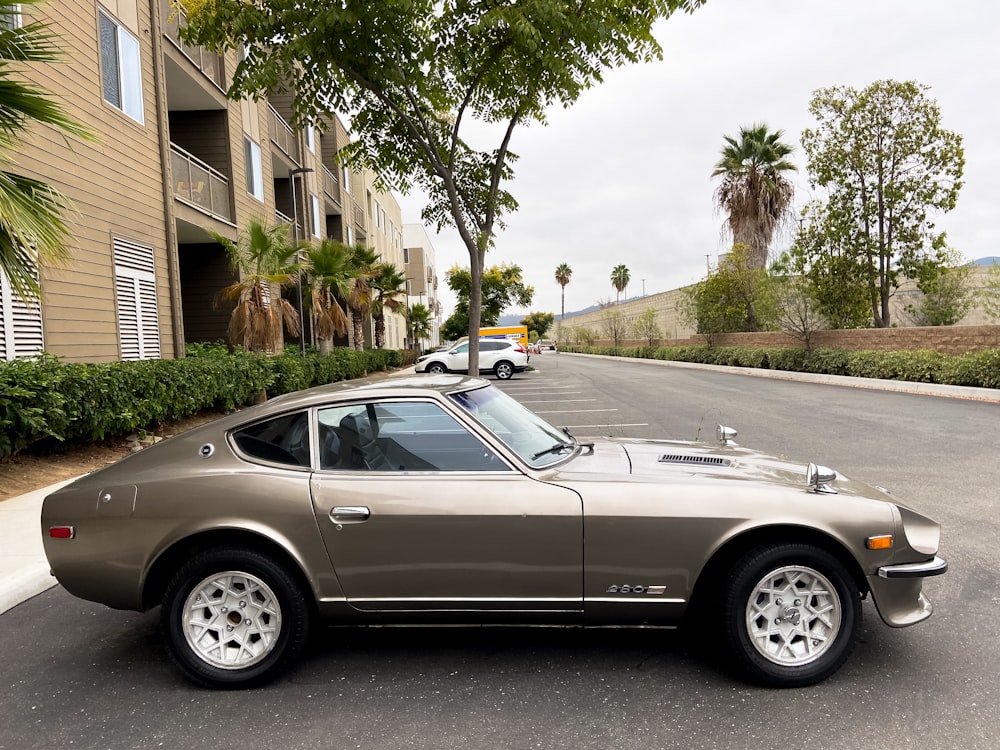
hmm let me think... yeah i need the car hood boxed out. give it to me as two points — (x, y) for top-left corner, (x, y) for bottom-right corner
(548, 437), (892, 500)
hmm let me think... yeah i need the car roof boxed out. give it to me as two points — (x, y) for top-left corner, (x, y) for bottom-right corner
(203, 374), (491, 431)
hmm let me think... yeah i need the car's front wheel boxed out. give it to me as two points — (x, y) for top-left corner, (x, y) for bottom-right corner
(494, 360), (515, 380)
(426, 362), (447, 374)
(722, 543), (860, 687)
(161, 546), (311, 689)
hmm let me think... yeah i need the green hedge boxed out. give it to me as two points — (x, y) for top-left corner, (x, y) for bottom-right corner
(0, 344), (417, 459)
(559, 344), (1000, 390)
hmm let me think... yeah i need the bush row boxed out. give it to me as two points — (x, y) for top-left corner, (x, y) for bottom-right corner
(0, 344), (418, 459)
(559, 344), (1000, 390)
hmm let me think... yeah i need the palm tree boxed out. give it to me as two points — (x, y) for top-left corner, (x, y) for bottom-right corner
(611, 264), (630, 304)
(407, 302), (432, 351)
(345, 244), (380, 350)
(303, 238), (353, 355)
(0, 1), (93, 298)
(371, 263), (407, 348)
(555, 263), (572, 320)
(212, 219), (302, 352)
(712, 123), (797, 269)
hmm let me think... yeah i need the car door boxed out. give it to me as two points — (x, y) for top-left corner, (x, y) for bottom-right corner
(445, 341), (470, 373)
(309, 398), (583, 613)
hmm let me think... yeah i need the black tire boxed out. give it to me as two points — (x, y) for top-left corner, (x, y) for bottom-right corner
(721, 543), (860, 688)
(426, 362), (447, 374)
(494, 360), (514, 380)
(161, 546), (311, 689)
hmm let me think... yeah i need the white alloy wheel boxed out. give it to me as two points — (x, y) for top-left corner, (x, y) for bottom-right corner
(182, 571), (282, 670)
(744, 564), (842, 667)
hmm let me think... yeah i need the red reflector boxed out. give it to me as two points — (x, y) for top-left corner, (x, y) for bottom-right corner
(49, 526), (74, 539)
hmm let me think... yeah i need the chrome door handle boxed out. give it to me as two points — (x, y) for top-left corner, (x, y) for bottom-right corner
(330, 506), (371, 523)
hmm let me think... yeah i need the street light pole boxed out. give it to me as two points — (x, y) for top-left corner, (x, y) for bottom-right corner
(289, 167), (314, 354)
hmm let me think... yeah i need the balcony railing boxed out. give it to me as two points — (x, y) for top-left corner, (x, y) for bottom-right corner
(162, 6), (224, 89)
(268, 105), (301, 164)
(321, 165), (341, 208)
(352, 199), (365, 231)
(170, 143), (231, 220)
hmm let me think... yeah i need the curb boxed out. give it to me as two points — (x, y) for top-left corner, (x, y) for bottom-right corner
(561, 352), (1000, 403)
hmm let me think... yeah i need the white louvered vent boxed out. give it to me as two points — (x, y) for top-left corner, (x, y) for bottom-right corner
(0, 269), (44, 361)
(113, 239), (160, 360)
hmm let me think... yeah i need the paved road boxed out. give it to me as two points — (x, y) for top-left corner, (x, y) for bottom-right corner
(2, 355), (996, 749)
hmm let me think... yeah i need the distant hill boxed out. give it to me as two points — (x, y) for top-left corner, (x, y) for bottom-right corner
(973, 257), (1000, 266)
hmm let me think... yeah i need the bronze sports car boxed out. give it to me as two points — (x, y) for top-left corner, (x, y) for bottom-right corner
(41, 375), (946, 689)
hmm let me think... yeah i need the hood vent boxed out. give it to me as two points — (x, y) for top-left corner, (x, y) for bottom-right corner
(658, 454), (733, 467)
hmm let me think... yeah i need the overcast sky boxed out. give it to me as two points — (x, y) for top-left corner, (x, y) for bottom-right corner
(395, 0), (999, 320)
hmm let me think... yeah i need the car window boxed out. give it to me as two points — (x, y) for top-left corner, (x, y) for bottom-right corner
(232, 412), (311, 468)
(317, 400), (509, 472)
(481, 341), (502, 351)
(451, 342), (469, 354)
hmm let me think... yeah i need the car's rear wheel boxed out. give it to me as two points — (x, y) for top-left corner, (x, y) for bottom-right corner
(722, 543), (860, 687)
(494, 360), (514, 380)
(426, 362), (447, 374)
(161, 546), (311, 689)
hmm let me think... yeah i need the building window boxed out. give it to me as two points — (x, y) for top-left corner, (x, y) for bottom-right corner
(342, 166), (350, 194)
(244, 136), (263, 201)
(0, 4), (21, 30)
(0, 268), (43, 361)
(403, 248), (409, 263)
(346, 225), (354, 245)
(114, 239), (160, 360)
(306, 125), (315, 152)
(310, 194), (321, 238)
(98, 10), (144, 123)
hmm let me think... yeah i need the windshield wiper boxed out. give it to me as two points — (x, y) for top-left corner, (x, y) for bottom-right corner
(532, 441), (575, 460)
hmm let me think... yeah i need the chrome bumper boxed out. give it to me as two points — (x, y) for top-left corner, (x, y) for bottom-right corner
(878, 555), (948, 579)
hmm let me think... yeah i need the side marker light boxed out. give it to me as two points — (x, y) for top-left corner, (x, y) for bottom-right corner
(866, 535), (893, 550)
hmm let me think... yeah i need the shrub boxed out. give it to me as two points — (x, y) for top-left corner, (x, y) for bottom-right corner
(0, 345), (408, 459)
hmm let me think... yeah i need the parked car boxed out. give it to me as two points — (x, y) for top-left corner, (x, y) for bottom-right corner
(537, 339), (557, 350)
(415, 338), (528, 379)
(41, 375), (946, 689)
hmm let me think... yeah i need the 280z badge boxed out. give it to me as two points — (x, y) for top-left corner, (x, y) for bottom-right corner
(605, 584), (667, 595)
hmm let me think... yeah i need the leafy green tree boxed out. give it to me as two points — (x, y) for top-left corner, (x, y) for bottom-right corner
(680, 244), (777, 340)
(555, 263), (572, 320)
(903, 249), (975, 326)
(444, 263), (534, 332)
(712, 123), (797, 269)
(180, 0), (705, 375)
(407, 302), (432, 351)
(801, 80), (965, 327)
(520, 311), (554, 341)
(0, 0), (93, 298)
(610, 264), (630, 303)
(787, 207), (871, 329)
(631, 307), (661, 346)
(371, 263), (407, 348)
(212, 220), (302, 353)
(983, 263), (1000, 322)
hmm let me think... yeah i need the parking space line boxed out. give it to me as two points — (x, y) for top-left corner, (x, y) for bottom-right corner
(518, 399), (597, 404)
(534, 409), (618, 414)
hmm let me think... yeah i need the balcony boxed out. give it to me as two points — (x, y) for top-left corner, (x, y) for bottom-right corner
(352, 199), (365, 231)
(171, 143), (232, 221)
(162, 5), (225, 90)
(321, 165), (341, 208)
(268, 105), (301, 164)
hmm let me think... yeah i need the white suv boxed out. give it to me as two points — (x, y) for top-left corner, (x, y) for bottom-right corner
(415, 338), (529, 380)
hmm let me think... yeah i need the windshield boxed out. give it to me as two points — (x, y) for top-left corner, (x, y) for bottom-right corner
(449, 385), (576, 468)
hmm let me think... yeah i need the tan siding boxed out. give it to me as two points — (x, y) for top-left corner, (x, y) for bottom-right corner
(18, 0), (174, 362)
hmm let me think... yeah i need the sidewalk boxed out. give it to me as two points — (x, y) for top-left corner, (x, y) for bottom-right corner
(0, 479), (74, 615)
(3, 360), (998, 616)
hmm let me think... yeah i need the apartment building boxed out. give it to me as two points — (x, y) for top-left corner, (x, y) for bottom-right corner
(3, 0), (409, 362)
(402, 224), (443, 349)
